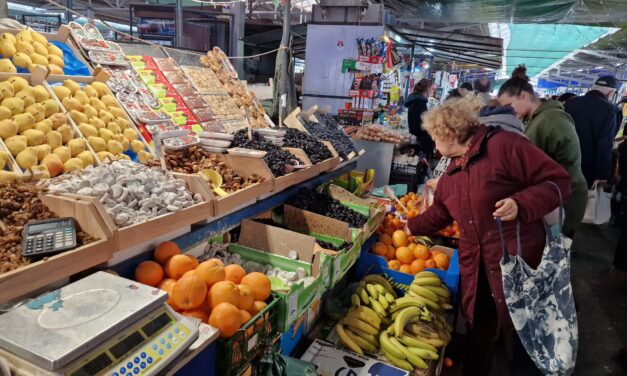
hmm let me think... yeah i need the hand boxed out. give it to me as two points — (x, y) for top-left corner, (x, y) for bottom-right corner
(493, 198), (518, 221)
(594, 179), (608, 188)
(426, 178), (439, 191)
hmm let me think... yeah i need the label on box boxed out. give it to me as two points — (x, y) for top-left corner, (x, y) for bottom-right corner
(301, 339), (409, 376)
(247, 333), (258, 351)
(334, 256), (342, 282)
(288, 293), (298, 324)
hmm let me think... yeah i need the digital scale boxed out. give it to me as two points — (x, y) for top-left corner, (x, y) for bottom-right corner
(22, 218), (77, 258)
(0, 272), (199, 376)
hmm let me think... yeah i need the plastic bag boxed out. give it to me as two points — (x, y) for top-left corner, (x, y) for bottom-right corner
(253, 348), (317, 376)
(582, 182), (611, 225)
(370, 184), (407, 198)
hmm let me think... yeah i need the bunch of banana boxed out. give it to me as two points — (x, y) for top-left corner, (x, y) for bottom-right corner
(351, 274), (397, 321)
(414, 236), (434, 248)
(406, 271), (453, 311)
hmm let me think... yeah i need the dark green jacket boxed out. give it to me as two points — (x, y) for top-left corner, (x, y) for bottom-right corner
(526, 100), (588, 237)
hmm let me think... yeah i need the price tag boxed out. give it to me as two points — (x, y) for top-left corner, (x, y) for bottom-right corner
(288, 293), (298, 324)
(433, 157), (451, 179)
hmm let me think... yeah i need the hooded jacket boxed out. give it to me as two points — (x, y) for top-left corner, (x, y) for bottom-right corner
(405, 92), (434, 156)
(479, 106), (526, 136)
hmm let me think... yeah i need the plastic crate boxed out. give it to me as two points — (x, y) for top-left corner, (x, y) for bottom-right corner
(391, 162), (419, 175)
(216, 295), (281, 375)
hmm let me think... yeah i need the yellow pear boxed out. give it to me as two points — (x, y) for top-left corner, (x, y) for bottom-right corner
(101, 95), (119, 108)
(88, 117), (105, 129)
(34, 144), (51, 161)
(98, 128), (114, 142)
(32, 41), (48, 56)
(22, 129), (44, 146)
(8, 77), (28, 93)
(31, 31), (48, 46)
(48, 63), (63, 75)
(29, 53), (48, 66)
(83, 104), (98, 118)
(15, 40), (34, 55)
(44, 130), (62, 149)
(74, 90), (89, 106)
(116, 154), (131, 161)
(137, 149), (153, 164)
(32, 85), (50, 102)
(15, 30), (32, 42)
(41, 99), (59, 117)
(89, 97), (106, 111)
(91, 82), (110, 97)
(107, 140), (123, 155)
(69, 110), (87, 124)
(62, 79), (81, 94)
(15, 89), (35, 107)
(0, 58), (16, 73)
(52, 85), (71, 101)
(47, 113), (67, 129)
(13, 113), (35, 133)
(106, 122), (121, 134)
(1, 33), (16, 44)
(130, 139), (144, 153)
(16, 147), (37, 169)
(0, 82), (14, 99)
(5, 135), (27, 156)
(115, 117), (129, 131)
(123, 128), (138, 141)
(113, 134), (129, 151)
(0, 39), (16, 58)
(1, 97), (24, 115)
(83, 85), (98, 98)
(77, 150), (94, 167)
(0, 170), (19, 183)
(108, 107), (127, 120)
(47, 43), (63, 57)
(62, 97), (83, 112)
(0, 119), (18, 139)
(78, 123), (98, 138)
(30, 164), (50, 179)
(63, 157), (83, 173)
(48, 55), (64, 68)
(0, 150), (8, 169)
(88, 136), (106, 152)
(68, 138), (86, 156)
(57, 124), (74, 143)
(53, 146), (71, 163)
(98, 110), (114, 124)
(34, 119), (52, 134)
(12, 52), (32, 69)
(41, 153), (63, 177)
(0, 106), (11, 121)
(96, 151), (115, 162)
(25, 103), (45, 122)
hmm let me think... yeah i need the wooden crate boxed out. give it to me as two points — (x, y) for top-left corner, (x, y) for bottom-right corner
(272, 148), (318, 193)
(0, 194), (114, 303)
(315, 141), (341, 175)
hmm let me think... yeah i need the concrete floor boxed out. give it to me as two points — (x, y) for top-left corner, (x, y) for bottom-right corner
(442, 223), (627, 376)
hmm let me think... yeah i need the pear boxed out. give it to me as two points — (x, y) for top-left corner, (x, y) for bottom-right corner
(115, 117), (129, 131)
(48, 64), (63, 75)
(0, 39), (16, 58)
(74, 90), (89, 106)
(29, 53), (48, 66)
(108, 107), (128, 120)
(0, 119), (18, 139)
(96, 151), (115, 162)
(22, 129), (44, 146)
(63, 80), (81, 94)
(30, 164), (50, 179)
(83, 104), (98, 119)
(69, 110), (87, 124)
(53, 146), (71, 163)
(88, 136), (106, 152)
(25, 103), (46, 122)
(0, 58), (16, 73)
(0, 150), (8, 169)
(1, 33), (16, 44)
(12, 52), (32, 69)
(34, 144), (51, 161)
(88, 117), (105, 129)
(98, 110), (114, 124)
(41, 99), (59, 117)
(15, 40), (34, 55)
(5, 135), (27, 156)
(34, 119), (53, 134)
(15, 89), (35, 107)
(130, 139), (144, 153)
(77, 150), (94, 167)
(83, 85), (98, 98)
(8, 77), (28, 93)
(52, 85), (71, 101)
(78, 123), (98, 138)
(16, 147), (37, 169)
(41, 153), (63, 177)
(98, 128), (114, 143)
(0, 106), (12, 121)
(107, 140), (124, 155)
(62, 97), (83, 112)
(123, 128), (138, 141)
(100, 95), (118, 108)
(32, 85), (50, 102)
(48, 55), (64, 68)
(106, 122), (121, 134)
(47, 43), (63, 58)
(63, 157), (83, 173)
(0, 170), (19, 183)
(113, 134), (129, 151)
(32, 41), (48, 57)
(47, 113), (67, 129)
(1, 97), (24, 115)
(91, 82), (110, 97)
(89, 97), (106, 111)
(44, 130), (62, 149)
(13, 113), (35, 133)
(137, 150), (153, 164)
(0, 82), (14, 99)
(68, 138), (86, 157)
(15, 30), (32, 42)
(116, 154), (131, 161)
(31, 31), (48, 46)
(57, 124), (74, 143)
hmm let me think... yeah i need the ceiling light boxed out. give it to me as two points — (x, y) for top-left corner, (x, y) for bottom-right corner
(595, 66), (604, 69)
(577, 69), (583, 72)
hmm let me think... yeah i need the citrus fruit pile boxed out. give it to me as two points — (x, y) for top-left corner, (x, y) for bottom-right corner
(371, 230), (450, 275)
(134, 241), (272, 338)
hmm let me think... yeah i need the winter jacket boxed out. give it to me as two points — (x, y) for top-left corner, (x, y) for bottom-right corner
(525, 100), (588, 238)
(405, 92), (434, 157)
(565, 90), (620, 187)
(407, 126), (571, 329)
(479, 106), (526, 136)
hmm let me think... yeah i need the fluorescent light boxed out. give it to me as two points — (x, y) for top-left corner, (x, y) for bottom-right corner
(595, 66), (604, 69)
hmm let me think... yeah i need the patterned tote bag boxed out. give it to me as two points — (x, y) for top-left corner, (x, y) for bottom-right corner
(496, 183), (578, 375)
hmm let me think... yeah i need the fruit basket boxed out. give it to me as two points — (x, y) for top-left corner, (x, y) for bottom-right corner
(215, 295), (281, 376)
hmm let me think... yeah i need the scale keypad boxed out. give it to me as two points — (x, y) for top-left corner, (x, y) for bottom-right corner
(22, 218), (77, 258)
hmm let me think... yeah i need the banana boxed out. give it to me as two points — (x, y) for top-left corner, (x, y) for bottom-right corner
(398, 334), (438, 352)
(379, 331), (405, 360)
(393, 307), (421, 338)
(345, 327), (377, 353)
(346, 326), (379, 347)
(406, 291), (441, 310)
(406, 324), (440, 339)
(357, 286), (370, 305)
(390, 296), (427, 312)
(440, 303), (453, 310)
(381, 316), (392, 326)
(389, 335), (428, 369)
(412, 277), (443, 287)
(353, 305), (381, 326)
(344, 316), (378, 335)
(407, 347), (439, 360)
(422, 285), (451, 298)
(351, 293), (361, 307)
(363, 274), (398, 298)
(369, 298), (387, 318)
(382, 348), (413, 371)
(336, 321), (363, 355)
(415, 271), (439, 279)
(366, 283), (380, 299)
(384, 292), (395, 303)
(378, 294), (389, 310)
(347, 307), (380, 329)
(374, 284), (386, 294)
(409, 284), (439, 302)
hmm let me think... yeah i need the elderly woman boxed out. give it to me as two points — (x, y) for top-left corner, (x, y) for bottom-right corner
(406, 98), (572, 376)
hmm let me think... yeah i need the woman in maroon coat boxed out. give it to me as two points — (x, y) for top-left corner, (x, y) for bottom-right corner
(407, 98), (572, 376)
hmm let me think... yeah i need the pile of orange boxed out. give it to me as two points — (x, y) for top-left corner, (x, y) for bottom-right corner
(134, 241), (272, 338)
(371, 230), (450, 275)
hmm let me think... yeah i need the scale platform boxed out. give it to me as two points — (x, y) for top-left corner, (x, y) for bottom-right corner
(0, 272), (199, 375)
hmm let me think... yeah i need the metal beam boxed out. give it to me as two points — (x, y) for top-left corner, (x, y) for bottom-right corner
(577, 49), (625, 63)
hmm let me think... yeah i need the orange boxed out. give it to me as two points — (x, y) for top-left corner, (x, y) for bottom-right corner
(171, 274), (207, 310)
(183, 309), (208, 323)
(372, 242), (388, 257)
(154, 241), (180, 265)
(434, 253), (450, 270)
(388, 260), (401, 270)
(158, 278), (179, 309)
(194, 261), (226, 287)
(399, 265), (411, 274)
(410, 259), (426, 274)
(413, 244), (431, 260)
(392, 230), (408, 248)
(386, 245), (396, 260)
(425, 259), (436, 269)
(209, 302), (242, 338)
(206, 258), (225, 267)
(182, 270), (196, 278)
(224, 264), (246, 284)
(392, 217), (401, 228)
(239, 309), (252, 325)
(247, 300), (267, 316)
(406, 210), (417, 219)
(135, 261), (164, 287)
(396, 246), (414, 264)
(165, 254), (196, 279)
(240, 272), (271, 301)
(187, 255), (200, 268)
(208, 280), (241, 309)
(237, 284), (255, 311)
(407, 243), (417, 251)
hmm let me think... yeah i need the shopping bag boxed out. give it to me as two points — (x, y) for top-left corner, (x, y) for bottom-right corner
(496, 182), (578, 376)
(582, 181), (611, 225)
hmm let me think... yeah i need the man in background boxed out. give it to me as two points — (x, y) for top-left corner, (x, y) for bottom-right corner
(473, 77), (493, 105)
(458, 82), (473, 97)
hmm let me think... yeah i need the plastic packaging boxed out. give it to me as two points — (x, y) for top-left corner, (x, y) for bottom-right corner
(163, 136), (199, 150)
(198, 132), (235, 141)
(202, 146), (228, 153)
(227, 148), (267, 158)
(199, 139), (231, 148)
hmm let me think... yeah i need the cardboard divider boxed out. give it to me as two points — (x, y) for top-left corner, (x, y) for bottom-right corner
(315, 141), (341, 175)
(327, 184), (385, 239)
(0, 194), (114, 303)
(272, 147), (318, 193)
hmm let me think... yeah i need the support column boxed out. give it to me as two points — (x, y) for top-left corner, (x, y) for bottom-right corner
(230, 1), (246, 76)
(65, 0), (73, 23)
(175, 0), (184, 47)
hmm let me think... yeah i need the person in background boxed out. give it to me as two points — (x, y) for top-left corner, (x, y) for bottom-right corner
(474, 77), (493, 105)
(558, 92), (577, 104)
(458, 82), (474, 97)
(565, 76), (621, 188)
(406, 97), (571, 376)
(498, 65), (588, 238)
(445, 88), (462, 101)
(551, 95), (559, 101)
(405, 79), (434, 158)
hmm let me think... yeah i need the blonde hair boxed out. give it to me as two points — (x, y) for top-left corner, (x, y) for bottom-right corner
(421, 96), (482, 143)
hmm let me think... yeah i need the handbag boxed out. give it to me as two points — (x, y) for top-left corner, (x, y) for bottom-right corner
(496, 182), (578, 375)
(582, 181), (611, 225)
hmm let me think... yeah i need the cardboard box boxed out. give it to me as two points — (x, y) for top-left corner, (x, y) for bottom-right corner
(315, 141), (342, 175)
(301, 339), (410, 376)
(328, 184), (385, 239)
(0, 194), (114, 303)
(238, 220), (324, 331)
(272, 148), (318, 193)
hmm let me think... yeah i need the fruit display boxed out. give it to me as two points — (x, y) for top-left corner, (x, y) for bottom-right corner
(47, 160), (203, 227)
(379, 192), (459, 237)
(335, 272), (452, 371)
(51, 79), (154, 164)
(356, 124), (404, 144)
(301, 113), (358, 160)
(282, 128), (332, 164)
(0, 76), (99, 180)
(372, 230), (451, 274)
(231, 129), (301, 177)
(0, 181), (95, 274)
(134, 241), (273, 338)
(286, 188), (368, 228)
(0, 29), (66, 74)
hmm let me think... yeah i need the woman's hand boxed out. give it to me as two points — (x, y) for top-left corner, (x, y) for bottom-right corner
(493, 198), (518, 221)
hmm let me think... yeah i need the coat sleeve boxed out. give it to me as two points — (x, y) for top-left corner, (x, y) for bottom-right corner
(543, 115), (582, 179)
(407, 183), (453, 235)
(508, 137), (572, 223)
(594, 108), (618, 181)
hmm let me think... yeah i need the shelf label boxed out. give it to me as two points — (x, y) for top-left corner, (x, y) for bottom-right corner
(334, 256), (342, 283)
(288, 292), (298, 324)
